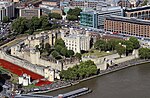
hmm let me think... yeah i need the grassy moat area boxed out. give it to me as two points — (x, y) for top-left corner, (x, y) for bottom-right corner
(82, 50), (114, 58)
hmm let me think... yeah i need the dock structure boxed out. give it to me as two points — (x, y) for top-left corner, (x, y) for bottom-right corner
(14, 94), (53, 98)
(14, 87), (92, 98)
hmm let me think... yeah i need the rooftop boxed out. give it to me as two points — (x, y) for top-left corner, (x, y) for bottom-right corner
(42, 0), (59, 2)
(105, 15), (150, 25)
(81, 6), (123, 14)
(0, 1), (13, 8)
(125, 5), (150, 12)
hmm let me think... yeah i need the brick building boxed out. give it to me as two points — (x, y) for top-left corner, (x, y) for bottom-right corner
(104, 15), (150, 37)
(124, 6), (150, 20)
(42, 0), (60, 7)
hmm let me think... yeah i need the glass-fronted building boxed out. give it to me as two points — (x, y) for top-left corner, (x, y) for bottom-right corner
(80, 6), (124, 29)
(80, 11), (97, 28)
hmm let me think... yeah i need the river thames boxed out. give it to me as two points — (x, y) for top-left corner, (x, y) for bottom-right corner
(44, 63), (150, 98)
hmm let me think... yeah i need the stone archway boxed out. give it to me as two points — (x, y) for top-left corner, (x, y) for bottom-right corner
(106, 63), (110, 69)
(130, 13), (133, 17)
(134, 13), (137, 17)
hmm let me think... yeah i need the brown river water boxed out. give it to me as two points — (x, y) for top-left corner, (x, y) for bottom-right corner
(43, 63), (150, 98)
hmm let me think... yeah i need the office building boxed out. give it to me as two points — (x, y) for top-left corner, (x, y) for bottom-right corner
(19, 7), (41, 19)
(104, 15), (150, 37)
(80, 11), (97, 28)
(0, 0), (19, 2)
(70, 0), (109, 9)
(0, 1), (14, 21)
(80, 6), (124, 29)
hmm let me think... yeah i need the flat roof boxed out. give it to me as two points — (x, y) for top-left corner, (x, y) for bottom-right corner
(125, 6), (150, 12)
(0, 1), (12, 8)
(105, 15), (150, 25)
(42, 0), (59, 2)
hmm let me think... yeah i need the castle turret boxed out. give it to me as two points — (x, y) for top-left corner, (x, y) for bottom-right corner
(48, 31), (53, 46)
(44, 68), (55, 82)
(30, 49), (40, 64)
(76, 37), (81, 53)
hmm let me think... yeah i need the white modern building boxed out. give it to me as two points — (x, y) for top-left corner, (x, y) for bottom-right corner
(0, 1), (14, 21)
(18, 74), (31, 86)
(61, 28), (91, 53)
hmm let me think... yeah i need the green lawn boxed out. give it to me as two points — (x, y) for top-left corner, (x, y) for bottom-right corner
(82, 50), (114, 58)
(0, 66), (9, 74)
(24, 84), (38, 89)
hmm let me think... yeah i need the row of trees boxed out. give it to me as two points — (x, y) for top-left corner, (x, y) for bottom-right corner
(48, 13), (62, 20)
(11, 15), (61, 35)
(11, 16), (50, 35)
(60, 60), (98, 80)
(139, 48), (150, 59)
(94, 37), (140, 57)
(67, 7), (82, 21)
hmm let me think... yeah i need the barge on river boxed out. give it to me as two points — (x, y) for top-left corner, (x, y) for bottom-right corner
(54, 87), (92, 98)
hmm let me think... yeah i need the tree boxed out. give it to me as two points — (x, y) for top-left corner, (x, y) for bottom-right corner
(75, 53), (82, 60)
(115, 44), (126, 57)
(28, 29), (34, 35)
(41, 19), (50, 30)
(67, 50), (74, 57)
(55, 38), (65, 47)
(51, 50), (59, 59)
(67, 7), (82, 16)
(60, 48), (68, 57)
(67, 15), (78, 21)
(2, 16), (9, 23)
(11, 17), (28, 34)
(31, 16), (41, 30)
(40, 15), (50, 30)
(49, 13), (62, 19)
(129, 37), (140, 49)
(60, 60), (97, 80)
(123, 40), (134, 55)
(107, 39), (122, 51)
(67, 7), (82, 21)
(139, 48), (150, 59)
(55, 45), (63, 53)
(51, 23), (61, 29)
(94, 39), (106, 51)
